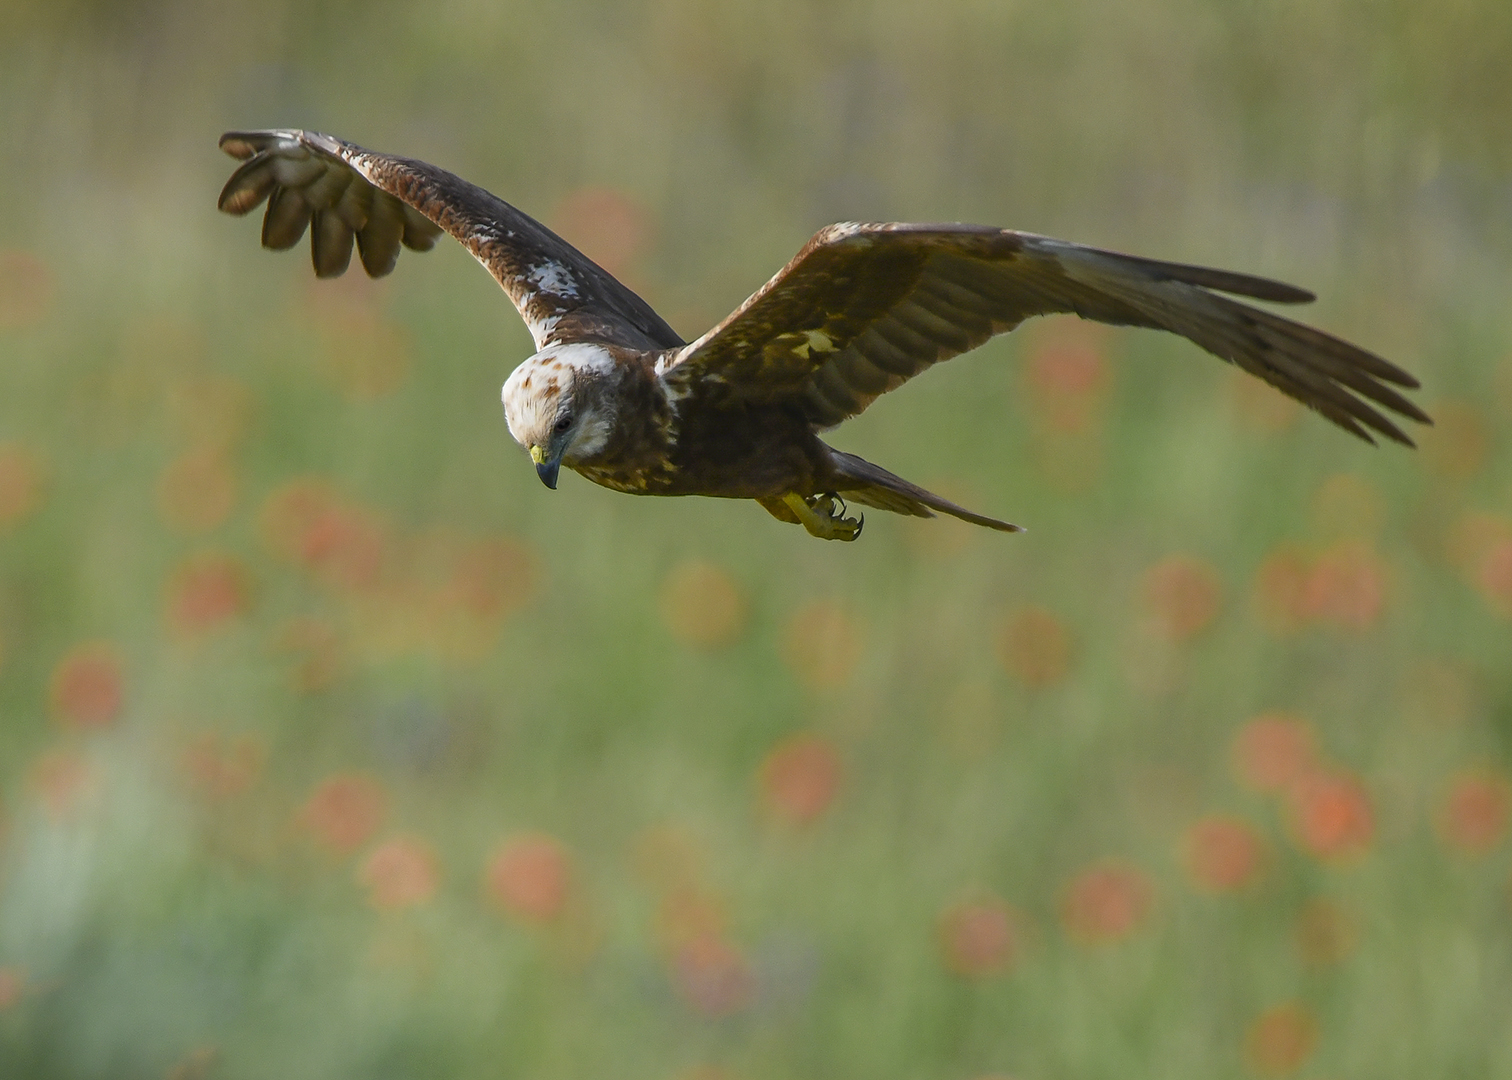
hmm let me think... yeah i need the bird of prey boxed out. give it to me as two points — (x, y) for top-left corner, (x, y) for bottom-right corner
(218, 130), (1429, 541)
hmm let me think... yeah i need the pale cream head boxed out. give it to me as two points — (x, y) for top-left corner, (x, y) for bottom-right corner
(501, 343), (620, 484)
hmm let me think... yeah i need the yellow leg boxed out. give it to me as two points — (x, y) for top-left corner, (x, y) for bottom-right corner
(781, 492), (864, 542)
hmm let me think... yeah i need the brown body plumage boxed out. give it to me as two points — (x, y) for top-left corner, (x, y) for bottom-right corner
(217, 130), (1430, 541)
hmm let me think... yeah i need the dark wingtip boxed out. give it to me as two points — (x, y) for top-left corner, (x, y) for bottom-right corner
(216, 152), (273, 215)
(1384, 367), (1421, 390)
(217, 182), (245, 214)
(1103, 246), (1319, 304)
(1175, 267), (1316, 305)
(1259, 282), (1316, 305)
(219, 132), (260, 160)
(1380, 404), (1424, 448)
(972, 515), (1025, 533)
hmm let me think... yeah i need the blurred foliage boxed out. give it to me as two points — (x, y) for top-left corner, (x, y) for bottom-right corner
(1, 1), (1511, 1078)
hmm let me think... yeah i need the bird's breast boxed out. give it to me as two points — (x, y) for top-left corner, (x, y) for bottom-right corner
(568, 363), (682, 493)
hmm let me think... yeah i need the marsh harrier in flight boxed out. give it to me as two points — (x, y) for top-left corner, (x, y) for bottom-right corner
(218, 130), (1428, 541)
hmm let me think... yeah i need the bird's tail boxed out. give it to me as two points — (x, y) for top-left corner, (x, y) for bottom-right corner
(825, 449), (1023, 533)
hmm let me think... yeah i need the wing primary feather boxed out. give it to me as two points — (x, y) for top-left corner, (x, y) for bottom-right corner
(1165, 289), (1428, 437)
(400, 205), (442, 251)
(1224, 297), (1420, 388)
(1260, 329), (1431, 424)
(333, 176), (372, 232)
(1208, 324), (1414, 446)
(1285, 366), (1414, 446)
(1306, 402), (1376, 444)
(311, 210), (355, 278)
(357, 195), (405, 278)
(217, 153), (277, 214)
(1230, 348), (1378, 443)
(1031, 236), (1317, 304)
(1139, 260), (1315, 304)
(1054, 252), (1424, 444)
(1150, 306), (1403, 445)
(301, 163), (356, 214)
(1234, 350), (1382, 443)
(261, 187), (311, 250)
(218, 131), (264, 160)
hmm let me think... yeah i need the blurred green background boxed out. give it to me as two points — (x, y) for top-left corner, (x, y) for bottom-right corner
(1, 1), (1511, 1077)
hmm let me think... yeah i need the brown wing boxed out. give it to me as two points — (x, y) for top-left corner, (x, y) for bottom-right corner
(217, 130), (683, 352)
(659, 223), (1429, 445)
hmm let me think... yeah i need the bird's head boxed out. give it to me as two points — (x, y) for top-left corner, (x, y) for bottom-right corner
(501, 343), (620, 489)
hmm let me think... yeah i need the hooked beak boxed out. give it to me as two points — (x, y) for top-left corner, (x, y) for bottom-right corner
(530, 444), (561, 490)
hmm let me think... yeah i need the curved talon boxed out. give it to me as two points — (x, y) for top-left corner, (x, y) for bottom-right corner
(826, 493), (861, 542)
(782, 491), (865, 541)
(830, 511), (862, 542)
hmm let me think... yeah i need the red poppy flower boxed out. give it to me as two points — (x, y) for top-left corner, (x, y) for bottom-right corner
(759, 734), (841, 825)
(1244, 1002), (1318, 1076)
(1286, 771), (1373, 862)
(659, 560), (748, 649)
(50, 643), (124, 730)
(939, 897), (1017, 978)
(360, 835), (439, 910)
(671, 934), (752, 1017)
(782, 601), (862, 688)
(1142, 555), (1222, 641)
(1231, 713), (1317, 794)
(1182, 815), (1266, 893)
(301, 773), (387, 855)
(1437, 769), (1510, 856)
(485, 834), (572, 922)
(1060, 861), (1153, 945)
(998, 606), (1073, 688)
(166, 553), (251, 635)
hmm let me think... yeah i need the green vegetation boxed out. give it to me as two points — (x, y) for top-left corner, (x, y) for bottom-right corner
(1, 1), (1510, 1077)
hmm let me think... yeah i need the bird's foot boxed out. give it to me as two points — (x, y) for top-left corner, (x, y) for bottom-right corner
(782, 492), (864, 542)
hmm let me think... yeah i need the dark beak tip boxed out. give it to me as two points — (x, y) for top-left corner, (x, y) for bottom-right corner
(536, 461), (560, 489)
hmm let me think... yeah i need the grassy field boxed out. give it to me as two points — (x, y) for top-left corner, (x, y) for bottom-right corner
(1, 1), (1511, 1077)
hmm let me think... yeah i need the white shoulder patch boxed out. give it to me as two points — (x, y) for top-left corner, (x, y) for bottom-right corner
(528, 260), (580, 299)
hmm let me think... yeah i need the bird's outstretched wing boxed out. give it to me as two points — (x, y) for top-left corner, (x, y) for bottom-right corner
(660, 223), (1428, 445)
(217, 130), (684, 352)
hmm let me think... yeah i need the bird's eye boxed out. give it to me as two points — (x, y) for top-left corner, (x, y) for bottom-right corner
(553, 415), (573, 433)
